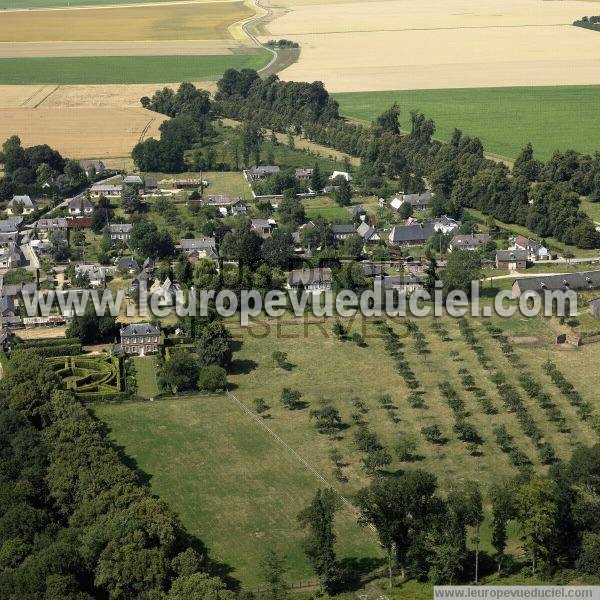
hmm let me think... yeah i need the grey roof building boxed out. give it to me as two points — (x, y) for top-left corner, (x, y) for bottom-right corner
(120, 323), (160, 355)
(450, 233), (492, 251)
(388, 223), (436, 246)
(287, 267), (332, 291)
(512, 270), (600, 297)
(247, 166), (280, 180)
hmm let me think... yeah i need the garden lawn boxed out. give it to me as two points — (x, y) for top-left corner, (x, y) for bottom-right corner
(0, 54), (269, 85)
(93, 394), (383, 587)
(133, 356), (159, 399)
(334, 86), (600, 161)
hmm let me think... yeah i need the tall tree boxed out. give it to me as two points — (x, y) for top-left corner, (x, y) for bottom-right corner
(489, 481), (516, 573)
(297, 489), (339, 594)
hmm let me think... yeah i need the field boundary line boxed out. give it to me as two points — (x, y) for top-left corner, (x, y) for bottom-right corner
(225, 389), (374, 531)
(32, 85), (60, 108)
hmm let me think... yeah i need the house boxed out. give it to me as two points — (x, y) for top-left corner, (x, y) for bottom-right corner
(329, 171), (352, 182)
(512, 270), (600, 297)
(432, 215), (460, 235)
(145, 178), (159, 193)
(0, 295), (20, 327)
(295, 168), (313, 181)
(247, 166), (280, 180)
(0, 243), (21, 269)
(180, 238), (218, 262)
(149, 277), (181, 307)
(0, 217), (23, 234)
(388, 223), (436, 246)
(512, 235), (551, 261)
(292, 221), (316, 251)
(79, 159), (106, 176)
(449, 233), (492, 251)
(123, 175), (144, 186)
(381, 274), (424, 293)
(109, 223), (133, 242)
(251, 218), (275, 239)
(402, 192), (433, 211)
(90, 183), (122, 198)
(68, 196), (94, 216)
(203, 196), (247, 216)
(115, 256), (139, 274)
(66, 217), (93, 230)
(323, 185), (339, 194)
(36, 217), (67, 234)
(75, 264), (105, 287)
(356, 221), (380, 242)
(331, 224), (356, 244)
(287, 268), (332, 292)
(496, 250), (528, 270)
(7, 195), (36, 215)
(29, 239), (52, 255)
(120, 323), (160, 356)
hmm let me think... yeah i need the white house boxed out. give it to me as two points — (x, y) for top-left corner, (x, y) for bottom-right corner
(329, 171), (352, 182)
(90, 183), (122, 198)
(432, 215), (460, 235)
(109, 223), (133, 242)
(68, 196), (94, 216)
(7, 195), (36, 215)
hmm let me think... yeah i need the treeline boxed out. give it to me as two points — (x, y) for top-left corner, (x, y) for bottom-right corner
(0, 135), (88, 200)
(353, 445), (600, 588)
(133, 83), (214, 173)
(0, 349), (233, 599)
(213, 70), (600, 248)
(573, 16), (600, 31)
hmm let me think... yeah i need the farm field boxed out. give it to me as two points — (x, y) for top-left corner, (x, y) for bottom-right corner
(0, 0), (189, 7)
(0, 54), (269, 85)
(0, 106), (167, 159)
(95, 315), (599, 587)
(93, 394), (383, 587)
(262, 0), (600, 92)
(0, 1), (254, 42)
(334, 86), (600, 160)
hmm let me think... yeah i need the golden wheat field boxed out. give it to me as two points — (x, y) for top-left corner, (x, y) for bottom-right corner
(0, 106), (167, 158)
(0, 0), (253, 42)
(261, 0), (600, 92)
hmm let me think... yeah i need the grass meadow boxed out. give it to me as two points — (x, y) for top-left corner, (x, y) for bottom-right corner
(0, 54), (269, 85)
(132, 356), (160, 399)
(94, 315), (600, 588)
(334, 86), (600, 160)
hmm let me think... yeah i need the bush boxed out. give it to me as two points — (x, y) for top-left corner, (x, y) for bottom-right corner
(577, 532), (600, 576)
(198, 365), (227, 391)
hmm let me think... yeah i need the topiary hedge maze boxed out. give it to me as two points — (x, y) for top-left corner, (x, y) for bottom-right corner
(47, 355), (125, 403)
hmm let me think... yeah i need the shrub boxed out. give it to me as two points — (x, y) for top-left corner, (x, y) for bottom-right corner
(421, 424), (445, 445)
(395, 433), (419, 461)
(198, 365), (227, 392)
(281, 387), (303, 410)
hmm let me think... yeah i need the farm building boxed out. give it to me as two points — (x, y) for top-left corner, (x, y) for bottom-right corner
(496, 250), (528, 270)
(512, 270), (600, 297)
(90, 183), (122, 198)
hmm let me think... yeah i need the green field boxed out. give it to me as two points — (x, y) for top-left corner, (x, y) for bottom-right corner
(132, 356), (159, 399)
(94, 315), (599, 588)
(93, 394), (383, 587)
(334, 86), (600, 160)
(0, 54), (269, 85)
